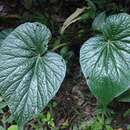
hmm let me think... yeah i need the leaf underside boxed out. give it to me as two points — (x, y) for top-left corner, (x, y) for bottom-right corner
(0, 22), (66, 125)
(80, 13), (130, 106)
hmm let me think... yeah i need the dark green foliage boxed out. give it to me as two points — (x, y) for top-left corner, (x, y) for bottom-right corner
(0, 22), (66, 126)
(80, 13), (130, 108)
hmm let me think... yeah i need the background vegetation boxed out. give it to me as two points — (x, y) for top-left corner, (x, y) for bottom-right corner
(1, 0), (130, 130)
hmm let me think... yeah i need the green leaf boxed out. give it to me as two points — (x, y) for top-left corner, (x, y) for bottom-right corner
(85, 0), (96, 11)
(80, 13), (130, 107)
(92, 11), (106, 31)
(0, 126), (5, 130)
(23, 0), (33, 9)
(0, 22), (66, 125)
(123, 108), (130, 117)
(47, 112), (51, 120)
(0, 29), (13, 45)
(32, 0), (47, 5)
(8, 125), (18, 130)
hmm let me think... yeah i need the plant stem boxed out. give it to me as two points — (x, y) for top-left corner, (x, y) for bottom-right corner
(52, 43), (68, 51)
(18, 125), (24, 130)
(102, 114), (106, 130)
(2, 115), (6, 129)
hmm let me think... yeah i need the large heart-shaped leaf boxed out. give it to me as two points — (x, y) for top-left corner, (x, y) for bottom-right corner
(80, 13), (130, 107)
(0, 22), (66, 125)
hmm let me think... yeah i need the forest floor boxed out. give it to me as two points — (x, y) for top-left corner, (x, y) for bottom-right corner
(1, 0), (130, 130)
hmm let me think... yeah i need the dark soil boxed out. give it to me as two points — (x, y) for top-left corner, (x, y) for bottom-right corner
(1, 0), (130, 130)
